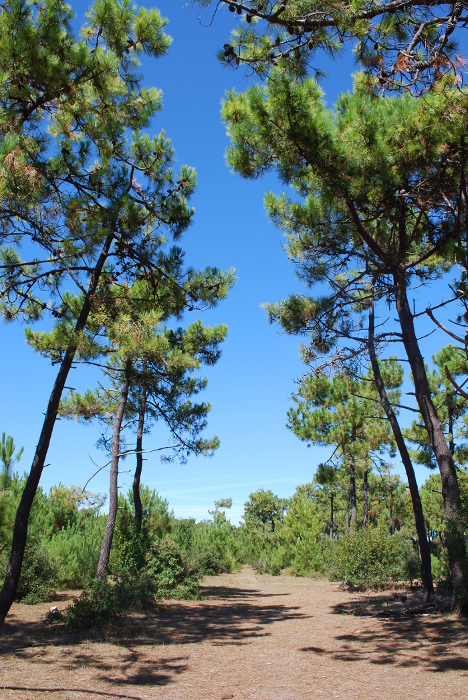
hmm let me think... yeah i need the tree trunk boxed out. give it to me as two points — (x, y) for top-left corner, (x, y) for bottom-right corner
(448, 406), (455, 456)
(133, 386), (147, 534)
(349, 449), (357, 526)
(363, 470), (369, 529)
(0, 233), (115, 626)
(329, 491), (334, 540)
(394, 265), (467, 613)
(96, 357), (132, 578)
(368, 284), (434, 603)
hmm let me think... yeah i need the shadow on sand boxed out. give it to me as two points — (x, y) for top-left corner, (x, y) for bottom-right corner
(298, 591), (468, 674)
(1, 582), (310, 693)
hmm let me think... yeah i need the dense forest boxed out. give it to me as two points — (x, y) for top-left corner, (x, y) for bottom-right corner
(1, 0), (468, 631)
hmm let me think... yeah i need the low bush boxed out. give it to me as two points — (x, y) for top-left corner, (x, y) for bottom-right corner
(192, 542), (235, 576)
(328, 526), (420, 589)
(170, 518), (196, 552)
(65, 538), (200, 631)
(288, 536), (330, 578)
(15, 541), (58, 604)
(190, 519), (241, 575)
(254, 545), (288, 576)
(431, 552), (449, 581)
(48, 516), (106, 588)
(111, 488), (173, 576)
(65, 575), (135, 631)
(144, 538), (199, 600)
(111, 527), (147, 577)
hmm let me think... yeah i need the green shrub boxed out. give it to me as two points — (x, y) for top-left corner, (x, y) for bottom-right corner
(143, 538), (199, 600)
(112, 526), (147, 577)
(170, 518), (196, 551)
(289, 536), (330, 577)
(191, 519), (241, 574)
(431, 552), (450, 581)
(254, 545), (288, 576)
(401, 541), (422, 585)
(65, 575), (135, 631)
(15, 541), (58, 604)
(266, 546), (287, 575)
(237, 526), (270, 568)
(110, 488), (174, 577)
(280, 491), (328, 577)
(48, 516), (106, 588)
(328, 526), (420, 589)
(65, 538), (200, 632)
(192, 542), (234, 576)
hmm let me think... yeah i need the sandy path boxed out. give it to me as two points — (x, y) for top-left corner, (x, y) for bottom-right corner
(1, 567), (467, 699)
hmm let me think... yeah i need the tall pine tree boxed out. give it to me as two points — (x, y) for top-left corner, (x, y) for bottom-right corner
(0, 0), (233, 623)
(221, 72), (466, 609)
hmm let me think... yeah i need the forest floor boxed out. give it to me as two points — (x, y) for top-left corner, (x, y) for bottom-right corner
(1, 566), (468, 700)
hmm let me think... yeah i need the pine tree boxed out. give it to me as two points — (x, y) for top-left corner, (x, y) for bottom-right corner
(0, 0), (177, 624)
(28, 280), (229, 576)
(221, 72), (466, 609)
(128, 320), (228, 533)
(405, 345), (468, 469)
(287, 366), (398, 528)
(368, 281), (434, 601)
(0, 0), (234, 623)
(198, 0), (467, 89)
(313, 464), (341, 539)
(0, 434), (24, 492)
(244, 489), (287, 534)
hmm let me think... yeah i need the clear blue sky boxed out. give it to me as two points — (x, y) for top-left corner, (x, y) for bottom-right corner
(1, 1), (463, 524)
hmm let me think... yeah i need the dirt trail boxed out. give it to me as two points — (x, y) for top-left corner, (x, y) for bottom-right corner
(1, 566), (467, 700)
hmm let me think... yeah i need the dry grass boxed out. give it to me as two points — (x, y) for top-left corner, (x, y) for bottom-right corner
(1, 567), (467, 700)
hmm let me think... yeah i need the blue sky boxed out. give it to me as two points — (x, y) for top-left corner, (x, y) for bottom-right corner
(1, 1), (464, 525)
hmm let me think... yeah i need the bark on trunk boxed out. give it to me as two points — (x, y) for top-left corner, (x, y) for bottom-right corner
(368, 285), (434, 603)
(349, 449), (357, 526)
(0, 233), (115, 626)
(363, 470), (369, 529)
(329, 491), (334, 540)
(96, 358), (132, 578)
(394, 265), (467, 613)
(133, 387), (147, 534)
(448, 407), (455, 456)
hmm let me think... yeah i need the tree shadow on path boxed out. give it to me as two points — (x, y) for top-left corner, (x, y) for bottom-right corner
(1, 582), (311, 693)
(299, 593), (468, 674)
(0, 686), (158, 699)
(200, 584), (291, 600)
(139, 585), (308, 646)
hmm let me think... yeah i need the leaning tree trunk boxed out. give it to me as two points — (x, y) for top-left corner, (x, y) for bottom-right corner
(0, 233), (115, 626)
(96, 358), (132, 578)
(368, 285), (434, 604)
(394, 265), (467, 613)
(133, 384), (147, 534)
